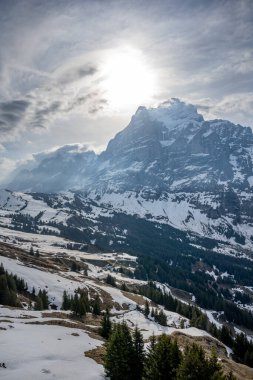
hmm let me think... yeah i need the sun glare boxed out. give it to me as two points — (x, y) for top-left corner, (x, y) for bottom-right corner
(101, 47), (156, 110)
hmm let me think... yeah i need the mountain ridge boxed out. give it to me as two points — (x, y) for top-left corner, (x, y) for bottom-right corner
(7, 98), (253, 194)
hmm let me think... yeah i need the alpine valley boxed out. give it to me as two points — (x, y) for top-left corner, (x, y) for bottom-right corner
(1, 99), (253, 378)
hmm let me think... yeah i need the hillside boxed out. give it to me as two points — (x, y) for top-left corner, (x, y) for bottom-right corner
(1, 242), (253, 379)
(1, 99), (253, 378)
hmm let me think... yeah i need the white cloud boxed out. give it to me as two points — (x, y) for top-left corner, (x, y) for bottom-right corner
(0, 157), (17, 183)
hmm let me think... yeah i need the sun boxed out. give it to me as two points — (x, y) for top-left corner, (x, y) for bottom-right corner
(101, 47), (156, 110)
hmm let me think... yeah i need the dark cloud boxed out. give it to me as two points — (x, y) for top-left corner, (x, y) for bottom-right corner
(0, 100), (29, 131)
(31, 101), (61, 128)
(88, 98), (108, 114)
(0, 100), (29, 113)
(59, 65), (97, 85)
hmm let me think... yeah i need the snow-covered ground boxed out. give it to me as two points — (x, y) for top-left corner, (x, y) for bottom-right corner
(111, 309), (208, 340)
(1, 188), (253, 258)
(0, 255), (82, 307)
(0, 225), (137, 263)
(0, 310), (104, 380)
(0, 249), (237, 379)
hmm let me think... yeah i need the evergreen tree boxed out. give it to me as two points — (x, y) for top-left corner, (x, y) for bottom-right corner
(176, 343), (224, 380)
(144, 300), (150, 317)
(92, 294), (101, 316)
(0, 274), (18, 306)
(132, 326), (145, 380)
(71, 293), (79, 315)
(41, 289), (49, 309)
(225, 371), (236, 380)
(0, 263), (4, 275)
(106, 274), (117, 287)
(71, 261), (79, 272)
(100, 308), (111, 339)
(143, 334), (181, 380)
(156, 309), (167, 326)
(121, 283), (128, 291)
(35, 296), (43, 310)
(104, 322), (134, 380)
(62, 290), (70, 310)
(78, 297), (87, 318)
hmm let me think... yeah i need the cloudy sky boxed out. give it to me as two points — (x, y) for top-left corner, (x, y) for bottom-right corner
(0, 0), (253, 182)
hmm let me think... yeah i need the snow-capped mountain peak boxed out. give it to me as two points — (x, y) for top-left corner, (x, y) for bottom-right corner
(148, 98), (203, 129)
(5, 97), (253, 195)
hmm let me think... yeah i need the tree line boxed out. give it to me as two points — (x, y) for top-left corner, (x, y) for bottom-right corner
(0, 262), (50, 311)
(104, 322), (235, 380)
(61, 289), (101, 318)
(136, 282), (253, 368)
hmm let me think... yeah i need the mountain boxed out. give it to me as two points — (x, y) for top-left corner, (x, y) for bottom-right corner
(8, 98), (253, 194)
(2, 99), (253, 352)
(4, 98), (253, 254)
(8, 144), (97, 193)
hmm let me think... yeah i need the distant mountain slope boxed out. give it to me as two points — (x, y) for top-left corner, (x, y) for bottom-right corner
(8, 144), (97, 193)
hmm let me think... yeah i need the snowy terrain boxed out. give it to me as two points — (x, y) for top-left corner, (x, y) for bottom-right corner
(1, 232), (253, 379)
(0, 308), (104, 380)
(1, 188), (253, 260)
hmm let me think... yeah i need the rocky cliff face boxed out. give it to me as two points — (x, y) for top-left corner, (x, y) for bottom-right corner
(8, 98), (253, 195)
(3, 98), (253, 254)
(93, 99), (253, 193)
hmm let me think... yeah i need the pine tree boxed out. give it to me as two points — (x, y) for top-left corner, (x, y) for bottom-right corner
(41, 289), (49, 309)
(176, 343), (224, 380)
(100, 308), (111, 339)
(144, 300), (150, 317)
(106, 274), (117, 287)
(225, 370), (236, 380)
(35, 296), (43, 310)
(92, 294), (101, 316)
(71, 261), (78, 272)
(104, 322), (134, 380)
(78, 297), (87, 319)
(143, 334), (181, 380)
(0, 263), (4, 275)
(62, 290), (70, 310)
(207, 348), (222, 377)
(121, 283), (128, 291)
(132, 326), (145, 380)
(71, 293), (79, 315)
(156, 309), (167, 326)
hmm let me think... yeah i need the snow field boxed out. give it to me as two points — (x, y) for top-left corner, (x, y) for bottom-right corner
(0, 319), (104, 380)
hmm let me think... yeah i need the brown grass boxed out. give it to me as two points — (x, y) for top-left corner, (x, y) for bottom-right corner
(171, 332), (253, 380)
(85, 345), (106, 365)
(42, 311), (70, 319)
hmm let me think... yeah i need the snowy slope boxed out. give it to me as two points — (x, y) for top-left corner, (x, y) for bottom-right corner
(1, 188), (253, 258)
(2, 98), (253, 259)
(0, 312), (104, 380)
